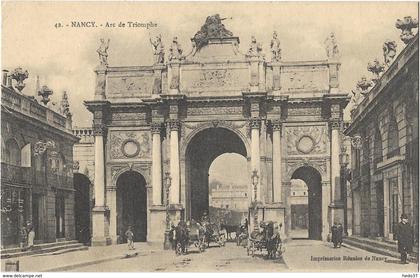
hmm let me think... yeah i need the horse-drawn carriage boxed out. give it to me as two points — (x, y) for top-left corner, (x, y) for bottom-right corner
(202, 222), (226, 248)
(247, 221), (284, 259)
(174, 220), (206, 255)
(173, 219), (225, 255)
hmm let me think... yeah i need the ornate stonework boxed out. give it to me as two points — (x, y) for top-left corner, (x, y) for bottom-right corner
(150, 122), (162, 134)
(93, 123), (107, 136)
(109, 131), (151, 159)
(167, 119), (180, 131)
(249, 118), (261, 129)
(285, 125), (328, 155)
(271, 120), (282, 131)
(187, 103), (242, 116)
(287, 158), (327, 179)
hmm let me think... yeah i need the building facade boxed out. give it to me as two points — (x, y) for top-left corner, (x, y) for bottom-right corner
(85, 15), (349, 245)
(345, 34), (418, 241)
(1, 69), (79, 248)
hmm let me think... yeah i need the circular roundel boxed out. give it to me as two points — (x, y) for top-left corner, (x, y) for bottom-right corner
(121, 139), (140, 158)
(297, 135), (315, 154)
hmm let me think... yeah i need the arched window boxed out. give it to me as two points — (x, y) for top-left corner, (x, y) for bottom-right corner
(4, 139), (21, 166)
(374, 127), (383, 164)
(387, 115), (400, 158)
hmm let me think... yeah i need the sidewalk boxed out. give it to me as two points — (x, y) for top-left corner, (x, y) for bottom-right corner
(282, 239), (418, 272)
(1, 241), (164, 272)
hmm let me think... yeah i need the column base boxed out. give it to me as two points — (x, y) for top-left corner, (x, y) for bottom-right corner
(91, 206), (111, 246)
(149, 206), (167, 242)
(163, 231), (172, 250)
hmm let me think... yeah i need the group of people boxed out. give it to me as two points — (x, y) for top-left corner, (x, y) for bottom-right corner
(330, 214), (414, 265)
(20, 222), (35, 251)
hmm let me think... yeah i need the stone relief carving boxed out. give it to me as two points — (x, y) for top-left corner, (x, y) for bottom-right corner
(187, 104), (242, 115)
(110, 164), (151, 187)
(280, 67), (328, 91)
(107, 76), (153, 97)
(109, 131), (151, 159)
(192, 69), (235, 88)
(285, 126), (328, 155)
(287, 159), (327, 178)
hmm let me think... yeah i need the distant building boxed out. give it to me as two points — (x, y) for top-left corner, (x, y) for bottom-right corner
(209, 183), (248, 211)
(345, 33), (418, 241)
(1, 69), (79, 248)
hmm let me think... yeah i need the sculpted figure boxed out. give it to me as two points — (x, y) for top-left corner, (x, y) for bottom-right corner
(150, 34), (165, 64)
(193, 14), (233, 50)
(383, 40), (397, 66)
(270, 31), (281, 62)
(324, 32), (339, 59)
(396, 16), (419, 44)
(247, 36), (262, 57)
(168, 37), (183, 61)
(97, 38), (110, 66)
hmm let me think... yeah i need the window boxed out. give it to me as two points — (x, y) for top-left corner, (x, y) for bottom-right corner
(4, 139), (21, 166)
(374, 128), (383, 164)
(387, 115), (400, 158)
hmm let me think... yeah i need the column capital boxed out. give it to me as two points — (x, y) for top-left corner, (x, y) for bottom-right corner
(329, 120), (341, 130)
(249, 117), (261, 129)
(271, 119), (282, 131)
(167, 119), (180, 131)
(93, 123), (107, 136)
(150, 122), (163, 134)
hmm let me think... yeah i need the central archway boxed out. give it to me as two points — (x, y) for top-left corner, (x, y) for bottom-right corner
(291, 166), (322, 240)
(116, 171), (147, 242)
(185, 127), (248, 221)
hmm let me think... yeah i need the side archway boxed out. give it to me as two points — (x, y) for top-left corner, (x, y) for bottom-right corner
(291, 166), (322, 240)
(116, 171), (148, 242)
(74, 173), (92, 245)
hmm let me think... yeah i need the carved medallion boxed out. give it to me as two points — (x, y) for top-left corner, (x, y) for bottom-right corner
(110, 131), (150, 159)
(285, 125), (328, 155)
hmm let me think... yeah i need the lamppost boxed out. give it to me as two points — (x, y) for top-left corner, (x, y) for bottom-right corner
(339, 146), (350, 236)
(251, 169), (259, 232)
(163, 172), (172, 250)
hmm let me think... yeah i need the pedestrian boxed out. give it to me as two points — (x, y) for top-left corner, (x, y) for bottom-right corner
(20, 225), (28, 251)
(336, 222), (343, 248)
(331, 221), (340, 248)
(125, 226), (135, 250)
(26, 223), (35, 251)
(396, 214), (413, 264)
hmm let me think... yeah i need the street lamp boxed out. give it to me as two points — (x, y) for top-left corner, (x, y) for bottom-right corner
(163, 172), (172, 250)
(251, 169), (259, 232)
(339, 146), (350, 236)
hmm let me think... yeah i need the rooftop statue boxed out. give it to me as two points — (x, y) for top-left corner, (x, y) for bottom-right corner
(367, 59), (385, 82)
(396, 16), (418, 44)
(193, 14), (233, 50)
(383, 40), (397, 66)
(324, 32), (339, 59)
(247, 36), (263, 58)
(149, 34), (165, 64)
(10, 67), (29, 93)
(270, 31), (281, 62)
(168, 37), (184, 61)
(60, 91), (71, 118)
(97, 38), (110, 66)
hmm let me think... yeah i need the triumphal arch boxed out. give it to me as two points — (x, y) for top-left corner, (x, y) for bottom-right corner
(85, 15), (349, 245)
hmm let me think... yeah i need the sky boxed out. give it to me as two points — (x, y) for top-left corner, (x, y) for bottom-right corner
(2, 1), (418, 185)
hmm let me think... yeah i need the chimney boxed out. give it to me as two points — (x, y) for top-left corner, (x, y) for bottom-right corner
(2, 70), (8, 86)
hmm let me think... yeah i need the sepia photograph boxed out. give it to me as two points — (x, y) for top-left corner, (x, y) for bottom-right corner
(0, 1), (419, 275)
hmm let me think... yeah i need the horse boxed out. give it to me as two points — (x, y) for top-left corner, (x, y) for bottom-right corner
(174, 221), (189, 255)
(220, 224), (238, 241)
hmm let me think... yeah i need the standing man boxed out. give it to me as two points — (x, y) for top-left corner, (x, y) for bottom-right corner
(396, 214), (413, 264)
(125, 226), (135, 251)
(26, 223), (35, 251)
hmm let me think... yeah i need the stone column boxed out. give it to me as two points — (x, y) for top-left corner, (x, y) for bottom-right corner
(151, 122), (162, 205)
(322, 181), (331, 241)
(169, 119), (180, 204)
(250, 118), (261, 201)
(91, 124), (109, 246)
(272, 120), (282, 203)
(107, 187), (117, 243)
(330, 121), (341, 203)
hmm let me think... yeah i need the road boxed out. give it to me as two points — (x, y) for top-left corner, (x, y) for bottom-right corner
(72, 240), (418, 272)
(73, 242), (288, 272)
